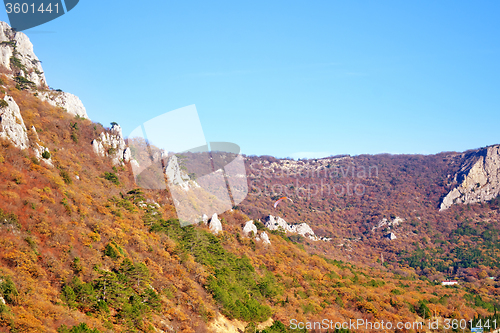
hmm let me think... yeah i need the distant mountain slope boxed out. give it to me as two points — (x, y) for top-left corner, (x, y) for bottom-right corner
(239, 152), (500, 281)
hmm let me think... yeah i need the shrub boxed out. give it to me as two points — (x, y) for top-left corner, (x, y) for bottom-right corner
(10, 56), (25, 71)
(60, 170), (73, 184)
(416, 300), (431, 319)
(0, 209), (20, 228)
(42, 150), (51, 159)
(0, 276), (19, 304)
(57, 323), (101, 333)
(71, 131), (79, 143)
(103, 243), (120, 259)
(0, 99), (8, 108)
(103, 172), (120, 185)
(0, 41), (16, 48)
(14, 75), (35, 90)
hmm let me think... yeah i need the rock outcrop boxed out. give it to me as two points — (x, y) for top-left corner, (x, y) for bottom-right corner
(91, 124), (130, 165)
(259, 231), (271, 245)
(0, 21), (90, 120)
(165, 155), (190, 190)
(242, 220), (257, 237)
(0, 95), (29, 149)
(0, 21), (46, 87)
(209, 213), (223, 234)
(31, 127), (53, 166)
(263, 215), (331, 242)
(440, 145), (500, 210)
(0, 96), (53, 166)
(38, 91), (89, 119)
(371, 216), (404, 232)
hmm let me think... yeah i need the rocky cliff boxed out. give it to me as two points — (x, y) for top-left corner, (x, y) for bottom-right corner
(440, 145), (500, 210)
(0, 21), (89, 119)
(0, 94), (29, 149)
(91, 124), (131, 165)
(165, 155), (191, 189)
(38, 90), (89, 119)
(0, 21), (46, 87)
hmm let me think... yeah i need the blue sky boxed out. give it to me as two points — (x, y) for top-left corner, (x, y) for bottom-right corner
(1, 1), (499, 158)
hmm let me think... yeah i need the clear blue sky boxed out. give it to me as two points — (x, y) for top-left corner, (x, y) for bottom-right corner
(1, 1), (499, 158)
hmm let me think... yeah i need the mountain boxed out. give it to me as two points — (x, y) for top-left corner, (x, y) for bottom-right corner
(0, 21), (499, 333)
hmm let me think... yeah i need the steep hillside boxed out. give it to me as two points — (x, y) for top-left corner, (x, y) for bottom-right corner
(0, 21), (499, 333)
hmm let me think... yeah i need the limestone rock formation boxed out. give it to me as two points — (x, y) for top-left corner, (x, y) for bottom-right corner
(32, 135), (53, 167)
(440, 145), (500, 210)
(0, 21), (46, 87)
(91, 124), (129, 165)
(209, 213), (223, 234)
(242, 220), (257, 237)
(372, 216), (404, 232)
(38, 91), (89, 119)
(0, 21), (90, 120)
(0, 99), (53, 165)
(165, 155), (190, 190)
(263, 215), (330, 242)
(0, 95), (29, 149)
(260, 231), (271, 245)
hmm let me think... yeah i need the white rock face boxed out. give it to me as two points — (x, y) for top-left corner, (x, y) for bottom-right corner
(242, 220), (257, 237)
(123, 147), (131, 163)
(295, 223), (316, 238)
(165, 155), (191, 190)
(0, 95), (29, 149)
(440, 145), (500, 210)
(202, 214), (209, 225)
(264, 215), (294, 233)
(263, 215), (329, 242)
(0, 21), (46, 87)
(0, 21), (89, 120)
(33, 142), (53, 167)
(209, 213), (223, 234)
(38, 91), (89, 119)
(91, 124), (129, 165)
(260, 231), (271, 245)
(372, 216), (404, 232)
